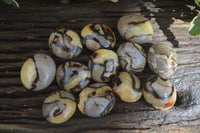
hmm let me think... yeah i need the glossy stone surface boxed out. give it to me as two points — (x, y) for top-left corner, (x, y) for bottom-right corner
(78, 83), (116, 118)
(56, 61), (91, 92)
(117, 42), (146, 72)
(117, 14), (153, 44)
(49, 28), (82, 59)
(88, 49), (119, 82)
(148, 43), (178, 79)
(81, 24), (116, 51)
(112, 71), (142, 103)
(20, 53), (56, 91)
(42, 90), (76, 124)
(143, 76), (177, 110)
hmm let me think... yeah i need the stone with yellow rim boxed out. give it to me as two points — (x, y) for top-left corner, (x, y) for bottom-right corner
(81, 24), (116, 51)
(88, 49), (119, 82)
(117, 14), (153, 44)
(78, 83), (115, 118)
(20, 53), (56, 91)
(143, 76), (177, 111)
(49, 28), (82, 59)
(56, 61), (91, 92)
(42, 90), (76, 124)
(112, 71), (142, 103)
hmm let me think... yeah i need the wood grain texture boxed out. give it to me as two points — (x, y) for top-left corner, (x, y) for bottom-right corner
(0, 0), (200, 132)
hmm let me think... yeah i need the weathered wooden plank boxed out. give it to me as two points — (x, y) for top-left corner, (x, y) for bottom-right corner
(0, 102), (199, 132)
(1, 18), (200, 48)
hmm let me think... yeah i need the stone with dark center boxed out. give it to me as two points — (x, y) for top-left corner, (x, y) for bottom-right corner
(42, 90), (76, 124)
(88, 49), (119, 82)
(78, 83), (116, 118)
(81, 24), (116, 51)
(56, 61), (91, 92)
(117, 42), (146, 72)
(49, 28), (82, 59)
(143, 76), (176, 110)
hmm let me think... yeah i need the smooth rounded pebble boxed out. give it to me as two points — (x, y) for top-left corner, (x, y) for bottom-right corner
(117, 14), (153, 44)
(148, 43), (178, 79)
(78, 83), (116, 118)
(56, 61), (91, 92)
(117, 42), (146, 72)
(143, 76), (177, 110)
(112, 71), (142, 103)
(81, 24), (116, 51)
(49, 28), (82, 59)
(88, 49), (119, 82)
(20, 53), (56, 91)
(42, 90), (76, 124)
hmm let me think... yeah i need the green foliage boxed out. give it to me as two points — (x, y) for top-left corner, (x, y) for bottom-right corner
(189, 16), (200, 36)
(194, 0), (200, 7)
(3, 0), (19, 8)
(188, 1), (200, 36)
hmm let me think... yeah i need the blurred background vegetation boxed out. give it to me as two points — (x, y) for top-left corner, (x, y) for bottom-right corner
(3, 0), (118, 8)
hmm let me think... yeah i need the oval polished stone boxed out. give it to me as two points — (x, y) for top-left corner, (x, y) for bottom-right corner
(42, 90), (76, 124)
(117, 42), (146, 72)
(49, 28), (82, 59)
(81, 24), (116, 51)
(117, 14), (153, 44)
(143, 76), (177, 110)
(56, 61), (91, 92)
(148, 43), (178, 79)
(78, 83), (116, 118)
(88, 49), (119, 82)
(20, 53), (56, 91)
(112, 71), (142, 103)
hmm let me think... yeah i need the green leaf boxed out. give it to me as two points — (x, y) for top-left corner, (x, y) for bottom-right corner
(189, 16), (200, 36)
(194, 0), (200, 7)
(3, 0), (19, 8)
(11, 0), (19, 8)
(3, 0), (13, 4)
